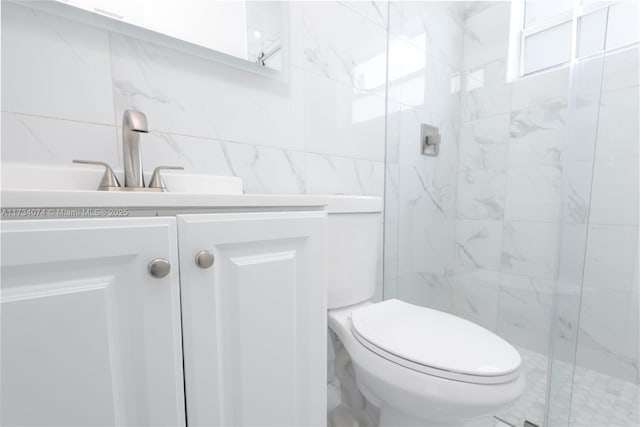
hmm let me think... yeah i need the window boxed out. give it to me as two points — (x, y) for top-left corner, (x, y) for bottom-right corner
(508, 0), (639, 78)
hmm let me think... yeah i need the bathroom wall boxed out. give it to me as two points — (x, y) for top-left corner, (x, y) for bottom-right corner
(566, 48), (639, 383)
(383, 1), (465, 308)
(383, 0), (638, 383)
(453, 1), (566, 355)
(455, 1), (639, 383)
(1, 1), (387, 198)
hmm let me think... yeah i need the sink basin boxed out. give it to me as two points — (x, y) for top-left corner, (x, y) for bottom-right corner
(0, 163), (329, 211)
(1, 163), (243, 195)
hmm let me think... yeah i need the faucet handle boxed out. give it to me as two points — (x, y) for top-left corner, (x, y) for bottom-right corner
(149, 166), (184, 192)
(73, 160), (121, 191)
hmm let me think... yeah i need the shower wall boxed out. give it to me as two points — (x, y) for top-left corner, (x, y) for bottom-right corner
(385, 0), (638, 383)
(455, 1), (568, 356)
(565, 49), (639, 383)
(384, 1), (465, 310)
(457, 2), (639, 382)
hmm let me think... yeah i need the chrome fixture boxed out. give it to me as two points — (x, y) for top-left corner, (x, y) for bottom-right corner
(149, 166), (185, 191)
(72, 111), (183, 191)
(123, 110), (149, 188)
(421, 123), (441, 157)
(72, 160), (121, 190)
(148, 258), (171, 278)
(256, 43), (281, 66)
(195, 250), (215, 269)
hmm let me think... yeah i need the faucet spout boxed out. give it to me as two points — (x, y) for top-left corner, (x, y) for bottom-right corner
(122, 110), (149, 188)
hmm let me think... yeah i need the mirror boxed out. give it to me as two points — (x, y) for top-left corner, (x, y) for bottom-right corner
(23, 0), (287, 75)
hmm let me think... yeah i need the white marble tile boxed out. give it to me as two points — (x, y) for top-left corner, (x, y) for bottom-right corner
(287, 2), (305, 70)
(109, 34), (305, 151)
(624, 295), (639, 380)
(511, 67), (570, 111)
(388, 1), (464, 69)
(396, 272), (454, 313)
(461, 81), (512, 122)
(396, 106), (459, 218)
(456, 170), (506, 220)
(1, 112), (119, 168)
(562, 160), (593, 224)
(595, 85), (639, 160)
(303, 72), (386, 162)
(458, 114), (510, 172)
(385, 101), (402, 165)
(556, 223), (588, 297)
(398, 210), (456, 277)
(452, 268), (500, 331)
(576, 288), (638, 382)
(462, 2), (511, 70)
(562, 93), (600, 163)
(339, 1), (388, 29)
(301, 2), (388, 91)
(550, 294), (582, 363)
(400, 162), (457, 217)
(602, 45), (640, 92)
(305, 154), (383, 196)
(583, 225), (639, 293)
(387, 36), (427, 107)
(508, 102), (567, 168)
(497, 273), (554, 354)
(498, 346), (549, 427)
(571, 55), (605, 97)
(222, 143), (305, 195)
(383, 220), (399, 294)
(455, 220), (503, 271)
(132, 131), (232, 177)
(1, 2), (115, 124)
(465, 58), (508, 89)
(387, 39), (461, 117)
(590, 156), (639, 226)
(463, 2), (501, 22)
(384, 164), (400, 224)
(505, 166), (562, 222)
(568, 360), (639, 427)
(501, 221), (559, 279)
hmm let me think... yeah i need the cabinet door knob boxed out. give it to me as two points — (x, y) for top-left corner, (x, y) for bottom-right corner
(195, 250), (215, 269)
(148, 258), (171, 278)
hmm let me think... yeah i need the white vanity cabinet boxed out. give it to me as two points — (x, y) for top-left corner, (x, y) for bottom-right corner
(177, 212), (327, 427)
(1, 210), (327, 427)
(0, 217), (186, 426)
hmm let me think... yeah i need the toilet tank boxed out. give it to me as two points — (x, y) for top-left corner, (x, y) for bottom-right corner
(326, 196), (383, 309)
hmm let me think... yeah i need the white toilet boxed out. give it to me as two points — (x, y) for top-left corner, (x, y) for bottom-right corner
(326, 196), (525, 427)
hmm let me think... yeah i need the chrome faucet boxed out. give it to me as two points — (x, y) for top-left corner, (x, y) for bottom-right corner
(73, 110), (183, 191)
(122, 110), (149, 188)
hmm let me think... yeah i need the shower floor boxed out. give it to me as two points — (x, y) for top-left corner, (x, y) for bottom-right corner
(327, 346), (638, 427)
(498, 347), (639, 427)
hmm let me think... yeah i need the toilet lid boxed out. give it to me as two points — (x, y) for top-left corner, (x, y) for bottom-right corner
(351, 299), (521, 380)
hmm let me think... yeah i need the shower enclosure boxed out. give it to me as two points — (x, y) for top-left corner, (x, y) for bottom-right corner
(383, 1), (639, 426)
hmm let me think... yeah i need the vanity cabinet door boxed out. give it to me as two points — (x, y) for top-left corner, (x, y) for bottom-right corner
(1, 218), (186, 427)
(177, 212), (327, 427)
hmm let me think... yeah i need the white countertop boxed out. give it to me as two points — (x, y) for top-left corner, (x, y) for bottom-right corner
(0, 190), (329, 209)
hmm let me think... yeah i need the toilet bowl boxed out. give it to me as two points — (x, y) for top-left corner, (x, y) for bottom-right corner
(329, 300), (525, 426)
(325, 196), (524, 426)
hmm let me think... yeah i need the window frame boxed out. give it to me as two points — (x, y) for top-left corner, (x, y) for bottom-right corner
(509, 0), (616, 79)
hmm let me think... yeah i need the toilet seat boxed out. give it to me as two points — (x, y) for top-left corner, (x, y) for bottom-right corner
(350, 299), (521, 385)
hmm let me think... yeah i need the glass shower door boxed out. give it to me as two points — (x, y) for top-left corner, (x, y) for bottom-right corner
(546, 4), (640, 424)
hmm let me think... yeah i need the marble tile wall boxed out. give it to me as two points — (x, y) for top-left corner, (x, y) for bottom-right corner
(382, 1), (464, 311)
(569, 47), (640, 383)
(456, 1), (639, 384)
(1, 1), (387, 198)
